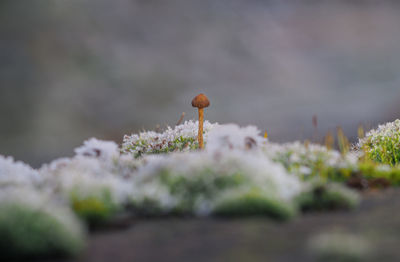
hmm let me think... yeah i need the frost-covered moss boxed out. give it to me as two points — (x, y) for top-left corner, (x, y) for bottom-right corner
(358, 119), (400, 166)
(0, 188), (85, 260)
(0, 120), (371, 253)
(357, 162), (400, 185)
(296, 182), (360, 212)
(122, 120), (218, 157)
(39, 141), (135, 226)
(206, 124), (267, 152)
(70, 189), (119, 226)
(0, 123), (369, 260)
(40, 158), (132, 226)
(265, 141), (357, 181)
(158, 168), (247, 215)
(213, 188), (296, 221)
(0, 155), (41, 187)
(129, 150), (303, 218)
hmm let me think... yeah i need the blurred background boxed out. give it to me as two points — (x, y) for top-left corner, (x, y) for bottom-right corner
(1, 0), (400, 167)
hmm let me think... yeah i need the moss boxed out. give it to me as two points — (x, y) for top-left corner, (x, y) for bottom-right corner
(317, 161), (400, 186)
(268, 142), (356, 183)
(70, 189), (118, 226)
(321, 166), (353, 182)
(0, 203), (85, 260)
(159, 169), (247, 214)
(296, 183), (359, 212)
(359, 120), (400, 166)
(126, 136), (199, 158)
(358, 162), (400, 185)
(213, 189), (296, 221)
(363, 136), (400, 166)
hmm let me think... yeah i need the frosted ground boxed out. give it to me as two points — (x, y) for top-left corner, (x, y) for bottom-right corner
(4, 118), (400, 261)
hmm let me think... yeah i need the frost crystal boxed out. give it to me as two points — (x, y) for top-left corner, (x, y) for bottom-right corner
(206, 124), (266, 153)
(131, 150), (303, 215)
(0, 187), (84, 235)
(264, 141), (357, 178)
(0, 186), (85, 257)
(357, 119), (400, 165)
(122, 120), (218, 157)
(40, 156), (132, 206)
(0, 155), (40, 187)
(74, 138), (119, 161)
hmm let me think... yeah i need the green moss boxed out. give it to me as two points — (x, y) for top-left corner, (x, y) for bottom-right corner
(158, 169), (247, 214)
(362, 136), (400, 166)
(213, 189), (296, 221)
(70, 189), (118, 226)
(0, 203), (85, 260)
(296, 183), (359, 212)
(357, 162), (400, 185)
(358, 120), (400, 166)
(126, 136), (199, 158)
(320, 166), (353, 182)
(268, 143), (356, 183)
(316, 161), (400, 186)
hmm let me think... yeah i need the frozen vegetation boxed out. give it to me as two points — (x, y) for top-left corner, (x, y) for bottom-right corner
(3, 118), (400, 259)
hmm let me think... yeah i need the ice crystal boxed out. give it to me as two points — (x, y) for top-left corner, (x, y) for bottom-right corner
(40, 156), (132, 206)
(206, 124), (266, 153)
(357, 119), (400, 166)
(0, 155), (40, 187)
(0, 187), (85, 259)
(74, 138), (119, 161)
(122, 120), (218, 157)
(264, 141), (357, 179)
(131, 150), (303, 216)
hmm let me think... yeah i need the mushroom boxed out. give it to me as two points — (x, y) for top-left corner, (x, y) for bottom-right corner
(191, 93), (210, 149)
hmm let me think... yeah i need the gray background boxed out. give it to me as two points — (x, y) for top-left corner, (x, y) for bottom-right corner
(1, 0), (400, 166)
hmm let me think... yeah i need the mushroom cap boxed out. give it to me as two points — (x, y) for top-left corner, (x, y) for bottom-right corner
(191, 93), (210, 109)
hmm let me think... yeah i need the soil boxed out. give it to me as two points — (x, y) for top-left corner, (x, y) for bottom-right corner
(60, 189), (400, 262)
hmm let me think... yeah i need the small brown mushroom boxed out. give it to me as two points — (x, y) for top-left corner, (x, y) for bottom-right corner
(191, 93), (210, 149)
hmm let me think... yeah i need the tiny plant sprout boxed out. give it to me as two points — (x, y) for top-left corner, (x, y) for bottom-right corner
(325, 131), (334, 150)
(191, 93), (210, 149)
(176, 112), (185, 126)
(357, 124), (365, 139)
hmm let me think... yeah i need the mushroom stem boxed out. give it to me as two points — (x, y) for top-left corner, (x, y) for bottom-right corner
(191, 93), (209, 149)
(198, 108), (204, 149)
